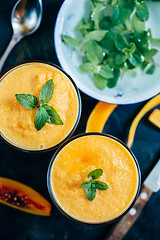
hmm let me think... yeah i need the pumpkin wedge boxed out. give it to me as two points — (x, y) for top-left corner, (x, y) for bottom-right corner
(148, 109), (160, 128)
(86, 101), (117, 133)
(127, 94), (160, 148)
(0, 177), (51, 216)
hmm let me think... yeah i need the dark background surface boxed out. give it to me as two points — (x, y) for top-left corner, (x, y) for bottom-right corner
(0, 0), (160, 240)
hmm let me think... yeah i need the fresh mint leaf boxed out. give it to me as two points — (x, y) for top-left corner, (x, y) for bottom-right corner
(15, 94), (38, 110)
(93, 74), (108, 90)
(88, 169), (103, 179)
(76, 18), (92, 31)
(115, 53), (128, 65)
(142, 48), (158, 58)
(145, 64), (155, 74)
(82, 30), (107, 44)
(136, 3), (149, 21)
(91, 0), (98, 6)
(141, 60), (155, 74)
(91, 0), (109, 7)
(39, 79), (54, 106)
(99, 16), (112, 30)
(132, 31), (151, 51)
(112, 5), (133, 25)
(107, 69), (120, 88)
(81, 168), (108, 201)
(128, 52), (143, 67)
(94, 181), (109, 190)
(76, 19), (92, 37)
(114, 33), (128, 51)
(43, 104), (63, 125)
(124, 19), (133, 32)
(81, 181), (93, 189)
(85, 186), (97, 201)
(91, 3), (105, 29)
(98, 65), (114, 79)
(119, 0), (135, 10)
(85, 40), (104, 64)
(106, 51), (127, 68)
(111, 0), (118, 5)
(111, 5), (120, 25)
(105, 57), (117, 69)
(61, 35), (80, 47)
(34, 107), (48, 131)
(131, 13), (145, 32)
(79, 62), (96, 73)
(100, 30), (116, 51)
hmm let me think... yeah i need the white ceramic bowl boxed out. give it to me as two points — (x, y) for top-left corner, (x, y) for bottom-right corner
(54, 0), (160, 104)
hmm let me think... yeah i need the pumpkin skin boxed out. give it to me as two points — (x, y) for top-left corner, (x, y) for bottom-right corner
(0, 177), (51, 216)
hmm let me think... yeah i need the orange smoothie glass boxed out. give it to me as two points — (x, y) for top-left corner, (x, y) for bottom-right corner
(0, 62), (81, 152)
(47, 133), (141, 224)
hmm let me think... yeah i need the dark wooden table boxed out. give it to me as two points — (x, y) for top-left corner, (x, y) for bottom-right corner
(0, 1), (160, 240)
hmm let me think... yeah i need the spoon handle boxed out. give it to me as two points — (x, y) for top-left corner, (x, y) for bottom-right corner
(0, 34), (22, 72)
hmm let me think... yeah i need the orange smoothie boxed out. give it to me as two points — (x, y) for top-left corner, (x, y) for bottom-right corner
(0, 63), (81, 151)
(49, 134), (140, 223)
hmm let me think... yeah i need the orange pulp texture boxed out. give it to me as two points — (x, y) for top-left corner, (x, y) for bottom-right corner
(50, 135), (139, 223)
(0, 63), (79, 150)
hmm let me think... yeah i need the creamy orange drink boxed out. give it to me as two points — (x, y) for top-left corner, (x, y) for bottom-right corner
(0, 63), (81, 151)
(48, 133), (140, 224)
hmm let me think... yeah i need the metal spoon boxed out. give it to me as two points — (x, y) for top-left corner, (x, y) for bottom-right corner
(0, 0), (43, 72)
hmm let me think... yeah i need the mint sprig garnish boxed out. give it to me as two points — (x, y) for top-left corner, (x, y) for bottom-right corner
(15, 94), (38, 110)
(43, 104), (63, 125)
(94, 181), (109, 190)
(39, 79), (54, 106)
(15, 79), (63, 131)
(85, 186), (97, 202)
(81, 169), (108, 201)
(34, 106), (48, 131)
(88, 168), (103, 179)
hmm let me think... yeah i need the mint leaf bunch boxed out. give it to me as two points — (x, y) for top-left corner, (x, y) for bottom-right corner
(15, 79), (63, 131)
(61, 0), (160, 90)
(81, 169), (108, 201)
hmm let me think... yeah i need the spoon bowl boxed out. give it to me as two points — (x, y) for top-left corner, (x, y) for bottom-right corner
(12, 0), (43, 36)
(0, 0), (43, 72)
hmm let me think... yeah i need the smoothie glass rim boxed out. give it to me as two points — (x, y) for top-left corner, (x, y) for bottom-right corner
(47, 132), (141, 225)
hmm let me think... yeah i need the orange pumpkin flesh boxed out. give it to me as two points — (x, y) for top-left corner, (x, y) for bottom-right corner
(127, 94), (160, 148)
(148, 109), (160, 128)
(86, 101), (117, 133)
(0, 177), (51, 216)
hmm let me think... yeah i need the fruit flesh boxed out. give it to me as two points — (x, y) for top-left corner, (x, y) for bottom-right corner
(0, 178), (51, 216)
(50, 135), (139, 223)
(148, 109), (160, 128)
(0, 63), (79, 150)
(0, 186), (45, 209)
(127, 94), (160, 148)
(86, 102), (117, 133)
